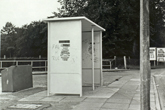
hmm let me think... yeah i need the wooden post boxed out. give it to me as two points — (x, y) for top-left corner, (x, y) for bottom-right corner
(109, 61), (111, 69)
(1, 61), (2, 68)
(140, 0), (150, 110)
(114, 56), (116, 67)
(16, 61), (18, 66)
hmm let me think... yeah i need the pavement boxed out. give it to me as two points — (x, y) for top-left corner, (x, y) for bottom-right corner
(0, 69), (164, 110)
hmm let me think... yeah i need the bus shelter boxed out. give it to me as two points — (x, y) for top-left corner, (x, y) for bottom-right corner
(44, 16), (105, 96)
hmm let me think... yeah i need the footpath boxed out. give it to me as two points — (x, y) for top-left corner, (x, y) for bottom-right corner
(0, 70), (162, 110)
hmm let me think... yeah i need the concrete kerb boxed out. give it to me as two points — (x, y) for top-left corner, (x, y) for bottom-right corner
(152, 76), (161, 110)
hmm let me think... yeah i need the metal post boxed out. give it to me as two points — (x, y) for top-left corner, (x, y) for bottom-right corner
(100, 31), (103, 86)
(92, 27), (95, 90)
(140, 0), (150, 109)
(124, 56), (127, 69)
(0, 32), (1, 58)
(45, 60), (47, 71)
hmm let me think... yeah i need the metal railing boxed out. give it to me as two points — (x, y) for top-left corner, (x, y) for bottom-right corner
(0, 60), (47, 73)
(0, 57), (128, 73)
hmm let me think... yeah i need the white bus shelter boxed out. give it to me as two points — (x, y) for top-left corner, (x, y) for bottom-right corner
(44, 16), (105, 96)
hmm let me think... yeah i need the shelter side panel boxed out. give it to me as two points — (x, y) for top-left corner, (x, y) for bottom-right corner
(50, 74), (81, 94)
(48, 20), (82, 95)
(82, 32), (101, 85)
(82, 69), (101, 86)
(82, 32), (100, 68)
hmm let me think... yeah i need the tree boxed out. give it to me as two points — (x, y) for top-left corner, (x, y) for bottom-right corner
(1, 22), (17, 57)
(150, 0), (165, 47)
(1, 21), (47, 58)
(56, 0), (165, 58)
(56, 0), (140, 58)
(15, 21), (47, 57)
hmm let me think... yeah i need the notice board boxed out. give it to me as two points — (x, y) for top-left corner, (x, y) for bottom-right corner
(157, 48), (165, 62)
(149, 47), (156, 61)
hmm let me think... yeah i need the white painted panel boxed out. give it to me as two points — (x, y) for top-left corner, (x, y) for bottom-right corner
(49, 21), (81, 74)
(50, 74), (81, 94)
(48, 20), (82, 95)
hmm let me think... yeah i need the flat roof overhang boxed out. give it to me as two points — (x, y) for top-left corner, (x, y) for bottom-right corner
(43, 16), (106, 32)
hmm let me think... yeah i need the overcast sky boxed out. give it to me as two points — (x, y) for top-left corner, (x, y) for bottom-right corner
(0, 0), (61, 29)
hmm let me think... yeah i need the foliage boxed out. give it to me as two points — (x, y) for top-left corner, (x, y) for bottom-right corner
(1, 21), (47, 58)
(56, 0), (165, 58)
(150, 0), (165, 47)
(57, 0), (140, 58)
(1, 0), (165, 59)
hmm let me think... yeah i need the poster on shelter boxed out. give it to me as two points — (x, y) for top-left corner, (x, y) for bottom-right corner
(150, 47), (156, 61)
(157, 48), (165, 62)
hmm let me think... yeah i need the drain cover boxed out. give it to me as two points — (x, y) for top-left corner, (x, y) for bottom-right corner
(10, 104), (42, 109)
(9, 104), (42, 109)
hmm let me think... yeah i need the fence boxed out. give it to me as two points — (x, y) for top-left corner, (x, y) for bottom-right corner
(0, 60), (47, 73)
(0, 57), (141, 73)
(102, 57), (140, 70)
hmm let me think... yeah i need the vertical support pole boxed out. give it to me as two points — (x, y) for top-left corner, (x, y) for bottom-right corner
(47, 22), (50, 96)
(0, 32), (2, 58)
(124, 56), (127, 69)
(100, 31), (103, 86)
(140, 0), (150, 109)
(92, 26), (95, 90)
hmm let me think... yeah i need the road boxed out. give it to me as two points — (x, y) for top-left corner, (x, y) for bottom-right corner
(0, 69), (165, 110)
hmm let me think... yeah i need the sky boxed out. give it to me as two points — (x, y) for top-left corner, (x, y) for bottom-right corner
(0, 0), (61, 30)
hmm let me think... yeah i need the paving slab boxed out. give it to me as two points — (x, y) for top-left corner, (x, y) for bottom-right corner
(128, 104), (140, 110)
(102, 103), (129, 109)
(130, 99), (140, 105)
(72, 101), (104, 110)
(83, 98), (107, 103)
(60, 97), (86, 103)
(106, 98), (132, 104)
(40, 96), (65, 102)
(110, 92), (133, 99)
(83, 87), (118, 98)
(100, 109), (127, 110)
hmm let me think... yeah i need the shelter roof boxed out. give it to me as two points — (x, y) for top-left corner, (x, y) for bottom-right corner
(43, 16), (105, 32)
